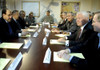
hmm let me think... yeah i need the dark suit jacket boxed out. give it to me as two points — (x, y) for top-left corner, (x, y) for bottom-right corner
(10, 18), (22, 34)
(0, 17), (18, 42)
(69, 32), (100, 70)
(67, 22), (94, 46)
(58, 19), (67, 28)
(58, 19), (78, 34)
(17, 17), (29, 29)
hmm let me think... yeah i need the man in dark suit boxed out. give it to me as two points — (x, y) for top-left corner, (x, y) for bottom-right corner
(17, 10), (29, 29)
(0, 9), (18, 42)
(57, 11), (100, 70)
(10, 10), (22, 35)
(58, 12), (67, 28)
(58, 11), (94, 47)
(58, 12), (78, 34)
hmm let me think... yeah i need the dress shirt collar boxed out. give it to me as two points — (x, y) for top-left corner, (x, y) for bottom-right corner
(80, 23), (88, 30)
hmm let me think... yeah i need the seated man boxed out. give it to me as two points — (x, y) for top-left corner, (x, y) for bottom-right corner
(58, 12), (94, 47)
(57, 11), (100, 70)
(52, 12), (67, 33)
(58, 12), (78, 34)
(17, 10), (29, 29)
(0, 8), (18, 42)
(10, 10), (22, 35)
(41, 10), (54, 24)
(25, 12), (36, 26)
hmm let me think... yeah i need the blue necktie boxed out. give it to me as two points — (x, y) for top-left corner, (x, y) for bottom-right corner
(7, 23), (13, 35)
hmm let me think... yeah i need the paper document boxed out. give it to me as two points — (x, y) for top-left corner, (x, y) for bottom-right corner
(53, 52), (84, 62)
(50, 39), (65, 45)
(55, 34), (67, 37)
(29, 25), (38, 28)
(27, 29), (36, 32)
(8, 52), (23, 70)
(43, 48), (51, 64)
(45, 28), (51, 33)
(20, 34), (31, 37)
(0, 58), (11, 70)
(0, 42), (23, 49)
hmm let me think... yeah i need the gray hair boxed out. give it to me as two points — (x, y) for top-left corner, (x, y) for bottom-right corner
(77, 11), (89, 20)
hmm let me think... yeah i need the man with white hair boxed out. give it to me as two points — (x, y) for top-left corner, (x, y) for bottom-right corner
(57, 11), (100, 70)
(58, 11), (94, 47)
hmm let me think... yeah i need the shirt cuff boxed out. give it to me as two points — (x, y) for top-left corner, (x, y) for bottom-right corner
(65, 40), (69, 46)
(18, 33), (22, 37)
(69, 56), (74, 62)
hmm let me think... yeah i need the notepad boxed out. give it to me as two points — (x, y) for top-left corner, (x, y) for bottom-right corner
(0, 58), (11, 70)
(55, 34), (67, 37)
(27, 29), (36, 32)
(29, 25), (39, 28)
(0, 42), (23, 49)
(20, 34), (31, 37)
(50, 39), (65, 45)
(53, 52), (84, 62)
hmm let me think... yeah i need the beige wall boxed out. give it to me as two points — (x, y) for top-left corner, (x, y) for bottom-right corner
(4, 0), (100, 23)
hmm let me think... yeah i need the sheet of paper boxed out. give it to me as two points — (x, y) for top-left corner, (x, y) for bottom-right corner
(43, 48), (51, 64)
(53, 52), (84, 62)
(0, 58), (11, 70)
(20, 34), (31, 37)
(29, 25), (38, 28)
(50, 39), (65, 45)
(8, 52), (23, 70)
(55, 34), (67, 37)
(0, 42), (23, 49)
(27, 29), (36, 32)
(23, 39), (32, 49)
(42, 37), (47, 45)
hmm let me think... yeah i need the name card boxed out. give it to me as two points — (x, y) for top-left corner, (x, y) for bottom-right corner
(42, 37), (47, 45)
(46, 32), (50, 37)
(8, 52), (23, 70)
(37, 28), (41, 32)
(43, 48), (51, 64)
(33, 32), (38, 37)
(23, 39), (32, 49)
(45, 28), (51, 33)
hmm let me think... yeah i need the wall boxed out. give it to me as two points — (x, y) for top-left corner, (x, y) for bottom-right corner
(4, 0), (100, 23)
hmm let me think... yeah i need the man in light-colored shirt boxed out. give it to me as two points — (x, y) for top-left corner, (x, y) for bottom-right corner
(41, 10), (54, 24)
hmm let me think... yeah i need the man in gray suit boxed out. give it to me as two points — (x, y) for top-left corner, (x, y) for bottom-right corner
(59, 12), (78, 34)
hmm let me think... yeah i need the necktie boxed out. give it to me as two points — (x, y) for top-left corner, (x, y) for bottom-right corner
(76, 28), (81, 40)
(7, 23), (13, 35)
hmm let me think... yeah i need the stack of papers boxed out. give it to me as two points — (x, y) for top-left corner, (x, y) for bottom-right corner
(50, 39), (65, 45)
(0, 58), (11, 70)
(53, 52), (84, 62)
(0, 42), (23, 49)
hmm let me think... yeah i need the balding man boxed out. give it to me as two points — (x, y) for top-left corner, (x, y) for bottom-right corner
(0, 8), (18, 42)
(57, 11), (100, 70)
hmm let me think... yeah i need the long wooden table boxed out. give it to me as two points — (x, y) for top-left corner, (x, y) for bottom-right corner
(2, 25), (76, 70)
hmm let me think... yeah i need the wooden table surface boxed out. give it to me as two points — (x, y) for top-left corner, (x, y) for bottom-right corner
(2, 25), (76, 70)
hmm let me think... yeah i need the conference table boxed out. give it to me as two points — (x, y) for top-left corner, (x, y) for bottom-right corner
(2, 24), (77, 70)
